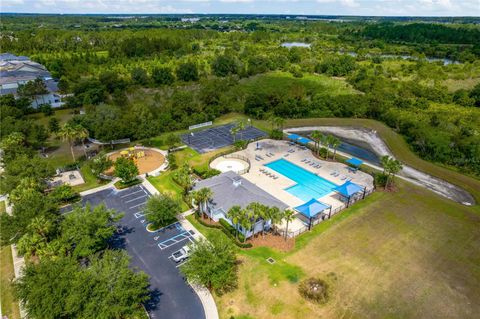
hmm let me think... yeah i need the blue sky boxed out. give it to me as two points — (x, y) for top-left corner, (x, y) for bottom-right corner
(1, 0), (478, 16)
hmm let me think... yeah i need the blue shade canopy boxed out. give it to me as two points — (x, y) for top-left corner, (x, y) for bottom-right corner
(334, 181), (364, 197)
(287, 133), (301, 141)
(346, 157), (363, 167)
(297, 137), (312, 145)
(294, 198), (331, 218)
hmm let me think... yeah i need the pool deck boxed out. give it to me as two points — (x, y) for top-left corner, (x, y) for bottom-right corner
(230, 139), (374, 235)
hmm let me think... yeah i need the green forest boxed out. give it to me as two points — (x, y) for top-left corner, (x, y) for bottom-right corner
(2, 15), (479, 176)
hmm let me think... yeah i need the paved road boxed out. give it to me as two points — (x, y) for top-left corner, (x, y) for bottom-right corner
(70, 185), (205, 319)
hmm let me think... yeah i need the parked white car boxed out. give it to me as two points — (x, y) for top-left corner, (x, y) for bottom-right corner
(171, 245), (192, 263)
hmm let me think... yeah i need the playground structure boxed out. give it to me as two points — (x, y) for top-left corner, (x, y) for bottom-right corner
(106, 147), (166, 175)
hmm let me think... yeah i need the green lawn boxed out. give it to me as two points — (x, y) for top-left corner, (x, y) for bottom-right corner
(191, 181), (480, 319)
(147, 172), (189, 211)
(72, 164), (108, 193)
(0, 201), (21, 319)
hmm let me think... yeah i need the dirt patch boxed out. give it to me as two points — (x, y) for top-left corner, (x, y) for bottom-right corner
(106, 148), (165, 175)
(249, 233), (295, 252)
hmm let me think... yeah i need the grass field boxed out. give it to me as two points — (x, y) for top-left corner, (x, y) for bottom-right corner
(190, 180), (480, 319)
(0, 201), (21, 319)
(237, 71), (359, 97)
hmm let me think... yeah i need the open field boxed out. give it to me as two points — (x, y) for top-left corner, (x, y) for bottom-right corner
(237, 71), (359, 97)
(190, 180), (480, 319)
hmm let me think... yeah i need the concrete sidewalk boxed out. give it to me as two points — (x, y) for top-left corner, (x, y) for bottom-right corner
(141, 177), (219, 319)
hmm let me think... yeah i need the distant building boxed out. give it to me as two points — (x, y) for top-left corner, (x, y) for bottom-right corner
(0, 53), (63, 108)
(181, 17), (200, 23)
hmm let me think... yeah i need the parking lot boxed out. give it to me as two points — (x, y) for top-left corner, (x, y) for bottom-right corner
(70, 185), (205, 319)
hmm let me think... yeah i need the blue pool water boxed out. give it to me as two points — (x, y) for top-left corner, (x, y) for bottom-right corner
(265, 158), (338, 202)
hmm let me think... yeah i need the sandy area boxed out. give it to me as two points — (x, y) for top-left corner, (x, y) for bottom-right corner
(106, 148), (165, 175)
(210, 157), (249, 174)
(287, 126), (475, 206)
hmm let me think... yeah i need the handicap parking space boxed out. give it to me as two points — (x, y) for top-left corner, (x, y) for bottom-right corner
(68, 185), (205, 319)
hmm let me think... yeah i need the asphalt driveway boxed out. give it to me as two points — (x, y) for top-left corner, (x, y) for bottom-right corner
(68, 185), (205, 319)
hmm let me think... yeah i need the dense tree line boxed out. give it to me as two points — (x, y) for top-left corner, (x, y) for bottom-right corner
(361, 23), (480, 45)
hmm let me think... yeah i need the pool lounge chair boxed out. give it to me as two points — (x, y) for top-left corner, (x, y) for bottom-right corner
(305, 160), (311, 164)
(340, 175), (347, 181)
(333, 172), (340, 177)
(265, 153), (271, 157)
(269, 152), (274, 156)
(330, 171), (338, 176)
(273, 175), (279, 180)
(301, 158), (307, 162)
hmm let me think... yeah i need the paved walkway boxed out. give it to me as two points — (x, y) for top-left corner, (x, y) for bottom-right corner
(141, 177), (219, 319)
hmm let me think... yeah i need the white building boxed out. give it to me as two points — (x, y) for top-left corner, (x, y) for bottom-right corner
(0, 53), (63, 108)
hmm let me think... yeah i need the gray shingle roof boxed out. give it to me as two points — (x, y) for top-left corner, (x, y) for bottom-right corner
(193, 171), (288, 213)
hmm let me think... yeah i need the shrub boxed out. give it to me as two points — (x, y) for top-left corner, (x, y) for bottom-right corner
(374, 173), (388, 188)
(298, 277), (329, 304)
(269, 129), (283, 140)
(167, 153), (177, 170)
(114, 157), (139, 183)
(48, 184), (80, 204)
(196, 215), (252, 248)
(114, 178), (141, 189)
(193, 167), (221, 179)
(219, 218), (247, 244)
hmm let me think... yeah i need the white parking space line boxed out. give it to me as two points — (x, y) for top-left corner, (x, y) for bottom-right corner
(121, 189), (144, 198)
(129, 202), (146, 209)
(125, 195), (148, 203)
(157, 230), (195, 250)
(134, 212), (148, 218)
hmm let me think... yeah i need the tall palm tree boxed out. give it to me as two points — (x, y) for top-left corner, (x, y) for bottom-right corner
(75, 125), (89, 159)
(274, 117), (285, 131)
(193, 187), (213, 219)
(239, 212), (253, 243)
(282, 209), (295, 241)
(265, 206), (280, 237)
(236, 120), (246, 141)
(381, 155), (403, 188)
(321, 134), (330, 159)
(310, 131), (322, 156)
(330, 136), (341, 160)
(58, 123), (78, 162)
(246, 202), (267, 237)
(226, 205), (242, 239)
(230, 126), (240, 142)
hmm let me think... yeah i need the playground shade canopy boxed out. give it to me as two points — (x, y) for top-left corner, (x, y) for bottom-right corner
(297, 137), (312, 145)
(287, 133), (301, 141)
(334, 181), (364, 198)
(346, 157), (363, 167)
(294, 198), (331, 218)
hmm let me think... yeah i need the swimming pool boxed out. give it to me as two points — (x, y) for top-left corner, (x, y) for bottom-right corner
(265, 158), (338, 202)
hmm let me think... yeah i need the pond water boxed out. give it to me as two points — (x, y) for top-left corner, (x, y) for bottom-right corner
(302, 131), (381, 165)
(341, 51), (460, 66)
(281, 42), (311, 48)
(336, 140), (381, 165)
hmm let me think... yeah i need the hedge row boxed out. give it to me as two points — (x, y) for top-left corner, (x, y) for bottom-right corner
(194, 215), (252, 248)
(218, 218), (252, 248)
